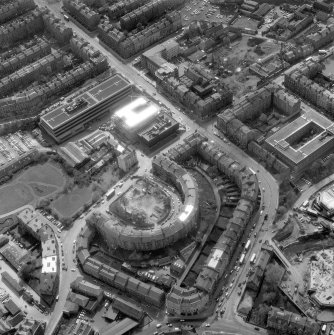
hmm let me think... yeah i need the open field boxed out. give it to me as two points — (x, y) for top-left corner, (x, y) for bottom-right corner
(0, 162), (65, 216)
(0, 183), (34, 215)
(19, 163), (65, 187)
(51, 186), (93, 219)
(28, 182), (58, 197)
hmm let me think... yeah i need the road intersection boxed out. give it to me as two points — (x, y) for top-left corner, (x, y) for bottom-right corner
(31, 2), (280, 334)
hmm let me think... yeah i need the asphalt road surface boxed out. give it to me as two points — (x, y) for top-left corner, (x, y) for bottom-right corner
(32, 2), (280, 334)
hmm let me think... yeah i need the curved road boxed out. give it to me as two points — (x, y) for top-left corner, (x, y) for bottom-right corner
(32, 2), (280, 334)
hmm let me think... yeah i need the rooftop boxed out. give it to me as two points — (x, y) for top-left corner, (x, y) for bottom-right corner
(114, 97), (159, 130)
(265, 108), (334, 165)
(40, 74), (131, 130)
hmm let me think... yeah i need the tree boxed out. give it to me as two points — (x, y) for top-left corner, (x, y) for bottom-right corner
(61, 217), (72, 227)
(262, 291), (277, 305)
(277, 205), (287, 218)
(18, 256), (37, 281)
(37, 198), (50, 209)
(92, 191), (100, 203)
(264, 263), (282, 291)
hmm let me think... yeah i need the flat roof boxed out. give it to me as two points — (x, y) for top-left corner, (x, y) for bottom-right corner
(207, 249), (224, 270)
(179, 204), (194, 222)
(42, 256), (57, 273)
(114, 97), (159, 129)
(40, 75), (131, 130)
(265, 109), (334, 165)
(101, 318), (138, 335)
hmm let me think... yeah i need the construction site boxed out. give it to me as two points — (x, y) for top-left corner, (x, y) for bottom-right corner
(109, 177), (172, 228)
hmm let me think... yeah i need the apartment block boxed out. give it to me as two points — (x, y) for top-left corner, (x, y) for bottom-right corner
(0, 0), (35, 24)
(42, 11), (73, 44)
(98, 11), (182, 58)
(0, 9), (44, 46)
(63, 0), (100, 31)
(0, 50), (63, 98)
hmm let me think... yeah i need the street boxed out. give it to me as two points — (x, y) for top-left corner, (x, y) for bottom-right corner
(30, 2), (280, 334)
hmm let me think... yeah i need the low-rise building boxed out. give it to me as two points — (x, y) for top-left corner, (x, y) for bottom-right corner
(63, 0), (100, 31)
(267, 307), (320, 335)
(112, 296), (144, 321)
(17, 208), (59, 302)
(117, 149), (138, 172)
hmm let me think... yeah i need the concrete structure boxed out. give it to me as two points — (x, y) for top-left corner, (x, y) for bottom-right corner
(113, 97), (160, 140)
(107, 0), (150, 19)
(42, 11), (73, 45)
(157, 63), (233, 119)
(119, 0), (184, 31)
(264, 108), (334, 173)
(67, 320), (94, 335)
(246, 249), (271, 292)
(0, 9), (44, 46)
(117, 149), (138, 172)
(267, 307), (320, 335)
(59, 142), (89, 168)
(113, 97), (179, 145)
(112, 296), (144, 321)
(88, 157), (199, 251)
(16, 319), (45, 335)
(266, 6), (313, 41)
(217, 83), (301, 147)
(316, 185), (334, 216)
(63, 0), (100, 31)
(166, 132), (259, 315)
(0, 50), (63, 98)
(77, 226), (165, 307)
(39, 74), (132, 143)
(0, 38), (51, 77)
(138, 113), (179, 147)
(98, 11), (182, 58)
(284, 58), (334, 114)
(1, 271), (24, 295)
(283, 24), (334, 64)
(308, 249), (334, 307)
(0, 0), (35, 25)
(17, 208), (59, 301)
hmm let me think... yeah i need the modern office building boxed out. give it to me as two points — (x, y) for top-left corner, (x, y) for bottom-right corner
(264, 109), (334, 173)
(113, 97), (179, 146)
(39, 74), (132, 143)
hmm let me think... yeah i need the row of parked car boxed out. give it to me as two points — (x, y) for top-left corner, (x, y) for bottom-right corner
(38, 209), (63, 233)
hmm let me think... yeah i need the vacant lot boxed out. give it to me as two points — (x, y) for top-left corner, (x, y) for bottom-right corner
(52, 186), (93, 219)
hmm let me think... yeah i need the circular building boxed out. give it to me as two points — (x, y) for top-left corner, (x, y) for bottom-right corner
(87, 156), (199, 251)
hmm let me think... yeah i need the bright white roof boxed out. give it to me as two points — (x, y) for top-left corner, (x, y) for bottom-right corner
(179, 204), (194, 222)
(115, 97), (159, 129)
(207, 249), (223, 269)
(42, 256), (57, 273)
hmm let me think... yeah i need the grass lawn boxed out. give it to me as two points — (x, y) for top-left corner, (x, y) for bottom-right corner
(0, 183), (34, 215)
(28, 182), (58, 197)
(18, 163), (65, 187)
(0, 162), (66, 216)
(51, 186), (93, 218)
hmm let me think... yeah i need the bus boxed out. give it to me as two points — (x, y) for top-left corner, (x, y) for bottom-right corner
(106, 188), (115, 200)
(250, 253), (256, 264)
(245, 239), (251, 251)
(239, 253), (246, 265)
